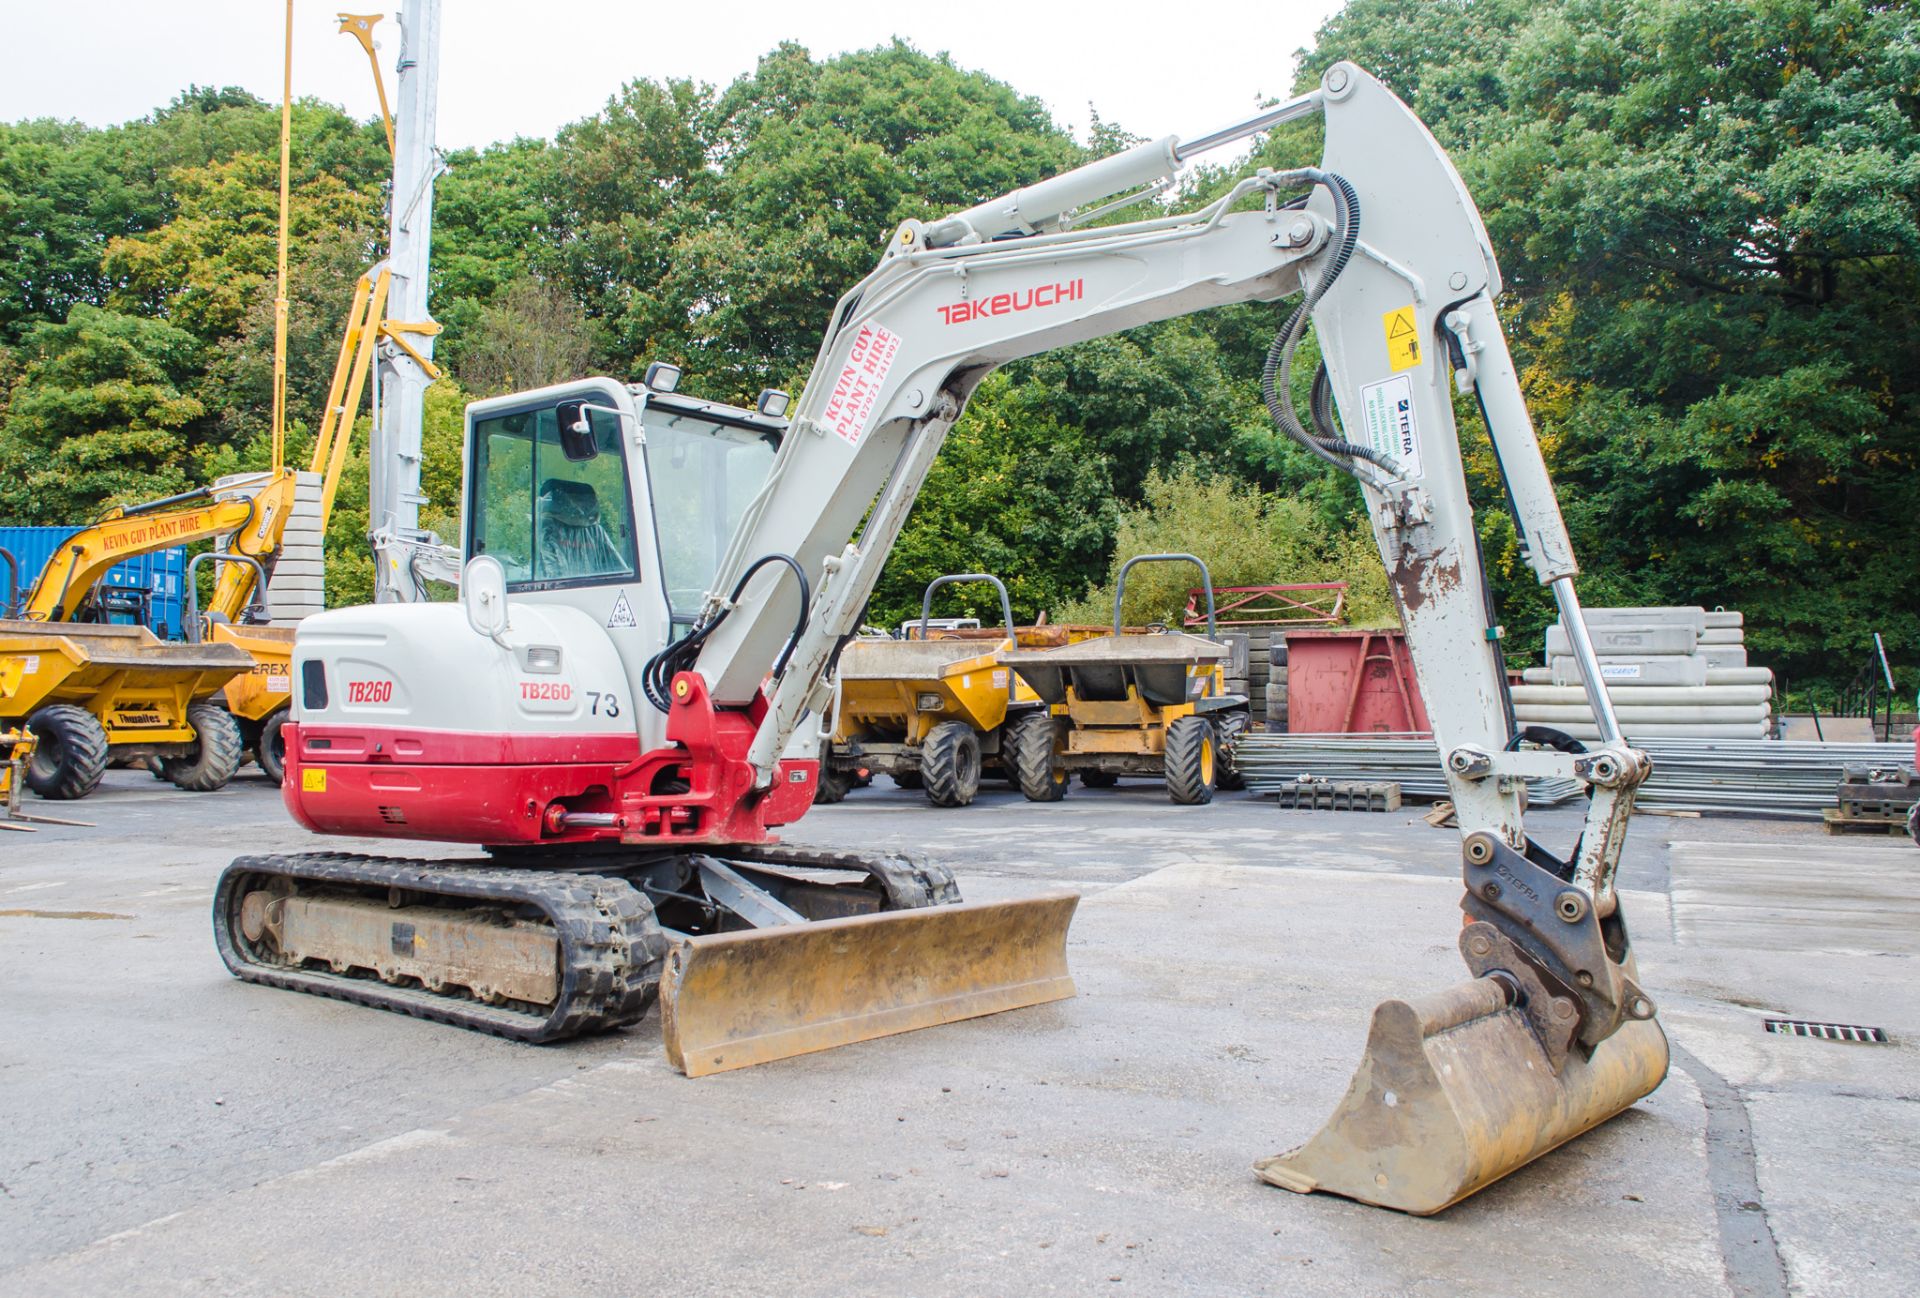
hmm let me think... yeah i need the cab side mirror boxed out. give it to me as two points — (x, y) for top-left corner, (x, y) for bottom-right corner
(463, 555), (510, 641)
(555, 400), (600, 462)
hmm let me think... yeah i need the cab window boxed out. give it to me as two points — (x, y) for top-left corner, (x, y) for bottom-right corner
(640, 411), (779, 624)
(469, 404), (638, 589)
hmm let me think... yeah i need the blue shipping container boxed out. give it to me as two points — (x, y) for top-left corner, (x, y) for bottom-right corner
(0, 525), (189, 639)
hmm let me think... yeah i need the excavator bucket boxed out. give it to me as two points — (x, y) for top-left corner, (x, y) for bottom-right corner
(1256, 977), (1669, 1215)
(660, 892), (1079, 1076)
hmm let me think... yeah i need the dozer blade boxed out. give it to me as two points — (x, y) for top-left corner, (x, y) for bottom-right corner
(1256, 976), (1669, 1215)
(660, 892), (1079, 1076)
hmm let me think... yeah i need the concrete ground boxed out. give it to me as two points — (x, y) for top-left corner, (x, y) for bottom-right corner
(0, 770), (1914, 1296)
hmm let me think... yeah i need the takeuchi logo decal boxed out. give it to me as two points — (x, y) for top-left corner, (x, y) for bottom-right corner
(937, 279), (1084, 325)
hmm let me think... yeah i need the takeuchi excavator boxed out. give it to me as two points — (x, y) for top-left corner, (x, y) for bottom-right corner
(214, 62), (1667, 1214)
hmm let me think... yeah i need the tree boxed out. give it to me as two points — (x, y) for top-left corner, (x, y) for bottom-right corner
(431, 137), (559, 374)
(454, 276), (596, 397)
(0, 92), (385, 348)
(657, 41), (1087, 397)
(201, 226), (385, 446)
(0, 306), (206, 519)
(102, 151), (380, 340)
(1283, 0), (1920, 681)
(0, 120), (145, 345)
(538, 77), (716, 383)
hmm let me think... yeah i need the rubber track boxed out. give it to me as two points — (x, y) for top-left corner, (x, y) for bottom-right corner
(213, 853), (668, 1043)
(723, 842), (961, 908)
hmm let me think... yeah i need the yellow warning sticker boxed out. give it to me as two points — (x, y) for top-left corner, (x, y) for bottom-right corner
(1383, 305), (1421, 371)
(302, 768), (327, 793)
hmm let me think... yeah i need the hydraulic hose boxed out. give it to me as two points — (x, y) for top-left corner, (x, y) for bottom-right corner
(1259, 171), (1398, 478)
(642, 554), (811, 713)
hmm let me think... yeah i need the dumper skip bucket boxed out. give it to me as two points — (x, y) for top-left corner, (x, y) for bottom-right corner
(660, 892), (1079, 1076)
(1256, 976), (1669, 1214)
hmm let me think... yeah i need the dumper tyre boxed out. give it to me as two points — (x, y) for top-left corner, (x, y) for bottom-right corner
(814, 763), (851, 805)
(1080, 770), (1118, 788)
(892, 771), (923, 790)
(1165, 715), (1217, 805)
(1214, 709), (1251, 792)
(161, 703), (244, 792)
(24, 705), (109, 800)
(256, 709), (289, 786)
(1008, 711), (1067, 802)
(922, 721), (982, 807)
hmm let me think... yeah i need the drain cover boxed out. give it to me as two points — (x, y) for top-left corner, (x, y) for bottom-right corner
(1764, 1019), (1890, 1044)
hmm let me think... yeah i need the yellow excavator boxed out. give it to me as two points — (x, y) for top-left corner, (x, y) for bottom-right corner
(218, 60), (1669, 1215)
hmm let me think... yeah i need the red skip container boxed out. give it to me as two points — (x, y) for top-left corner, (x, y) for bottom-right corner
(1283, 629), (1431, 735)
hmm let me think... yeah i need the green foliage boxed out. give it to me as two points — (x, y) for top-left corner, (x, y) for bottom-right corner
(1058, 469), (1395, 630)
(539, 77), (715, 382)
(431, 138), (557, 374)
(203, 226), (381, 444)
(102, 150), (380, 340)
(0, 306), (205, 518)
(662, 42), (1086, 397)
(314, 378), (470, 609)
(454, 276), (596, 397)
(0, 92), (385, 347)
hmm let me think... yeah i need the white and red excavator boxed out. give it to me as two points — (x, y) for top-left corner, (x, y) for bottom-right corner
(213, 58), (1667, 1215)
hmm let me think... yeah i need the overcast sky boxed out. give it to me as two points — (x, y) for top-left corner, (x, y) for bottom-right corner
(2, 0), (1344, 154)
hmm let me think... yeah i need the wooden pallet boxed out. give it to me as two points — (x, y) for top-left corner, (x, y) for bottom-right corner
(1820, 808), (1912, 837)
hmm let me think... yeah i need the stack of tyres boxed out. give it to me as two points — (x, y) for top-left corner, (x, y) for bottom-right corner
(1266, 640), (1288, 732)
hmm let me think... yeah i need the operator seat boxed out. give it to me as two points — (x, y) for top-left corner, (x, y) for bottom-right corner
(536, 478), (627, 579)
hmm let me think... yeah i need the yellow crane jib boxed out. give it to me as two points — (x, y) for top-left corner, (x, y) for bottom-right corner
(337, 13), (394, 152)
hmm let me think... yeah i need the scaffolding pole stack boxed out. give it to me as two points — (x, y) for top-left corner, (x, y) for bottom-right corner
(1233, 733), (1914, 819)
